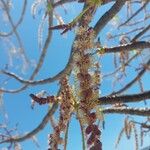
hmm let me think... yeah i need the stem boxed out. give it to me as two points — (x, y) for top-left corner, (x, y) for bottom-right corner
(78, 117), (86, 150)
(64, 121), (70, 150)
(71, 6), (90, 25)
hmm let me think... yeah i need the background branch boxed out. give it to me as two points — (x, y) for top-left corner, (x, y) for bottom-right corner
(1, 41), (150, 88)
(0, 103), (58, 144)
(0, 0), (54, 93)
(111, 58), (150, 95)
(0, 0), (27, 37)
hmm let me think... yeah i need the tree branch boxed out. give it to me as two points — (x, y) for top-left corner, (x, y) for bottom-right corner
(0, 103), (58, 144)
(119, 0), (149, 27)
(94, 0), (127, 36)
(0, 3), (97, 92)
(53, 0), (116, 8)
(0, 0), (54, 93)
(1, 41), (150, 88)
(0, 0), (27, 37)
(0, 0), (29, 64)
(103, 107), (150, 116)
(103, 41), (150, 53)
(132, 24), (150, 41)
(98, 90), (150, 105)
(111, 58), (150, 95)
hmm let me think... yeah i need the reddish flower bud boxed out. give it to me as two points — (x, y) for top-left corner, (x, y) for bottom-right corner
(89, 112), (97, 123)
(89, 112), (96, 119)
(81, 88), (93, 99)
(94, 142), (102, 150)
(87, 133), (95, 145)
(93, 126), (101, 136)
(85, 125), (93, 134)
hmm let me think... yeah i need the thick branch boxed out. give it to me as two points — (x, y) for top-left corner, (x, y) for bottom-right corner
(94, 0), (126, 36)
(93, 41), (150, 55)
(103, 41), (150, 53)
(103, 107), (150, 116)
(98, 90), (150, 105)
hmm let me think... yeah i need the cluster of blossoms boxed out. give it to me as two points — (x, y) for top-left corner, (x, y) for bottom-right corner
(31, 25), (102, 149)
(31, 1), (102, 149)
(72, 3), (102, 148)
(73, 25), (102, 150)
(30, 77), (74, 150)
(85, 113), (102, 150)
(48, 76), (74, 150)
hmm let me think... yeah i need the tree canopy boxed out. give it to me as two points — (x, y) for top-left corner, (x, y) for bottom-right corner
(0, 0), (150, 150)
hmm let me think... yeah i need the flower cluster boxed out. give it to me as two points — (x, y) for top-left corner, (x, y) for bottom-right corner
(30, 3), (102, 149)
(73, 25), (102, 149)
(48, 76), (74, 150)
(85, 112), (102, 150)
(74, 27), (98, 108)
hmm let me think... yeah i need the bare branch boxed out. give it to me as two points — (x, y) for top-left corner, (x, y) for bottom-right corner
(0, 0), (54, 93)
(1, 41), (150, 89)
(119, 0), (149, 27)
(0, 103), (58, 144)
(0, 0), (27, 37)
(111, 58), (150, 95)
(94, 0), (127, 36)
(103, 41), (150, 53)
(132, 24), (150, 41)
(53, 0), (116, 8)
(102, 52), (139, 78)
(0, 0), (29, 64)
(98, 90), (150, 105)
(103, 107), (150, 116)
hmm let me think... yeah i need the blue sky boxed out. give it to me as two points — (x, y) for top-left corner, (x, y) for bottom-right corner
(0, 1), (150, 150)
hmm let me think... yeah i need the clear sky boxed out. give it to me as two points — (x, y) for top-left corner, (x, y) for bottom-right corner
(0, 1), (150, 150)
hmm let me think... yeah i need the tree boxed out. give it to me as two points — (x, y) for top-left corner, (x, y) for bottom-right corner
(0, 0), (150, 149)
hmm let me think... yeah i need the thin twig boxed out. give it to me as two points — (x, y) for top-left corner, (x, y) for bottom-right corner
(1, 41), (150, 89)
(0, 0), (54, 93)
(0, 103), (58, 144)
(110, 58), (150, 95)
(0, 0), (27, 37)
(119, 0), (149, 27)
(1, 0), (29, 64)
